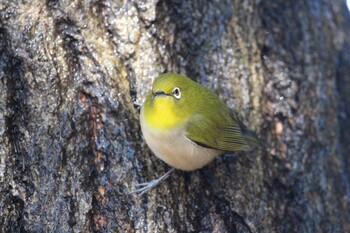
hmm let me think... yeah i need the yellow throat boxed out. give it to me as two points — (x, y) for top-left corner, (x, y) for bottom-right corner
(142, 94), (186, 131)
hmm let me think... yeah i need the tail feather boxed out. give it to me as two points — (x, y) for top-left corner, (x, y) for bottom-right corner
(242, 129), (263, 150)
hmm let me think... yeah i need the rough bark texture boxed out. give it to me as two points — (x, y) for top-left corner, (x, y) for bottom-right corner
(1, 0), (349, 232)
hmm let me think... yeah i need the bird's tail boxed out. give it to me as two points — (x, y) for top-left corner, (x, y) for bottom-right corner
(242, 129), (263, 150)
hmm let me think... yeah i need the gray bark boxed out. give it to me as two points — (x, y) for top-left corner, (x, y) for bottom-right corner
(1, 0), (349, 232)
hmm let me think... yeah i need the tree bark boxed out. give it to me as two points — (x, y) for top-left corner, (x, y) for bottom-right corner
(1, 0), (349, 232)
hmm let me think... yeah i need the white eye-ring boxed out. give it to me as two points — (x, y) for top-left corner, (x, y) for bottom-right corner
(172, 87), (181, 99)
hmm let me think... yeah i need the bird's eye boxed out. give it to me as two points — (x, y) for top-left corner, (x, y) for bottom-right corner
(172, 87), (181, 99)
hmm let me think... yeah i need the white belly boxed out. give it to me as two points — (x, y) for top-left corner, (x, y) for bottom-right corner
(140, 115), (221, 171)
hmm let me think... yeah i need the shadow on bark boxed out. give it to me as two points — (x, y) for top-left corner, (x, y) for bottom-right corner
(0, 0), (349, 232)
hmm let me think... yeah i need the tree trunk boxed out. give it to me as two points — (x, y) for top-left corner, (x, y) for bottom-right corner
(1, 0), (349, 232)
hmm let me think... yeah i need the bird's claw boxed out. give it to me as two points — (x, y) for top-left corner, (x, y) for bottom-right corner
(130, 168), (175, 195)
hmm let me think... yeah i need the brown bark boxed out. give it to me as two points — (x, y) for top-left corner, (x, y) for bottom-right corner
(0, 0), (349, 232)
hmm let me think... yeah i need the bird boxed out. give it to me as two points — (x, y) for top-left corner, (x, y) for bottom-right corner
(131, 73), (260, 194)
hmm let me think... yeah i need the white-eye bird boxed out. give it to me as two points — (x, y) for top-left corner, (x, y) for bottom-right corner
(132, 73), (260, 194)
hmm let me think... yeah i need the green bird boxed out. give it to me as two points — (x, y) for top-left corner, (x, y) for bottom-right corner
(132, 73), (260, 194)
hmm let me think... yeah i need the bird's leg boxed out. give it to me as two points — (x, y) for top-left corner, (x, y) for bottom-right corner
(133, 101), (142, 108)
(130, 168), (175, 195)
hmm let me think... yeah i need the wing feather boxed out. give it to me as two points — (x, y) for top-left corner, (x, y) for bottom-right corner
(185, 113), (251, 152)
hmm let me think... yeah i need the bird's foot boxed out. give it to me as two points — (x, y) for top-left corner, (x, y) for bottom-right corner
(133, 101), (142, 108)
(130, 168), (175, 195)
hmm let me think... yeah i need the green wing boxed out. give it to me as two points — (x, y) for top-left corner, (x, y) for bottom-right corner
(185, 112), (252, 152)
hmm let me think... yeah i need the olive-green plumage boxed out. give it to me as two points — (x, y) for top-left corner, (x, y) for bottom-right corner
(133, 73), (260, 194)
(140, 73), (260, 171)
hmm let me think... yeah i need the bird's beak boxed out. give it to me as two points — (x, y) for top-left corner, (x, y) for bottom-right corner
(152, 90), (167, 100)
(154, 90), (166, 96)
